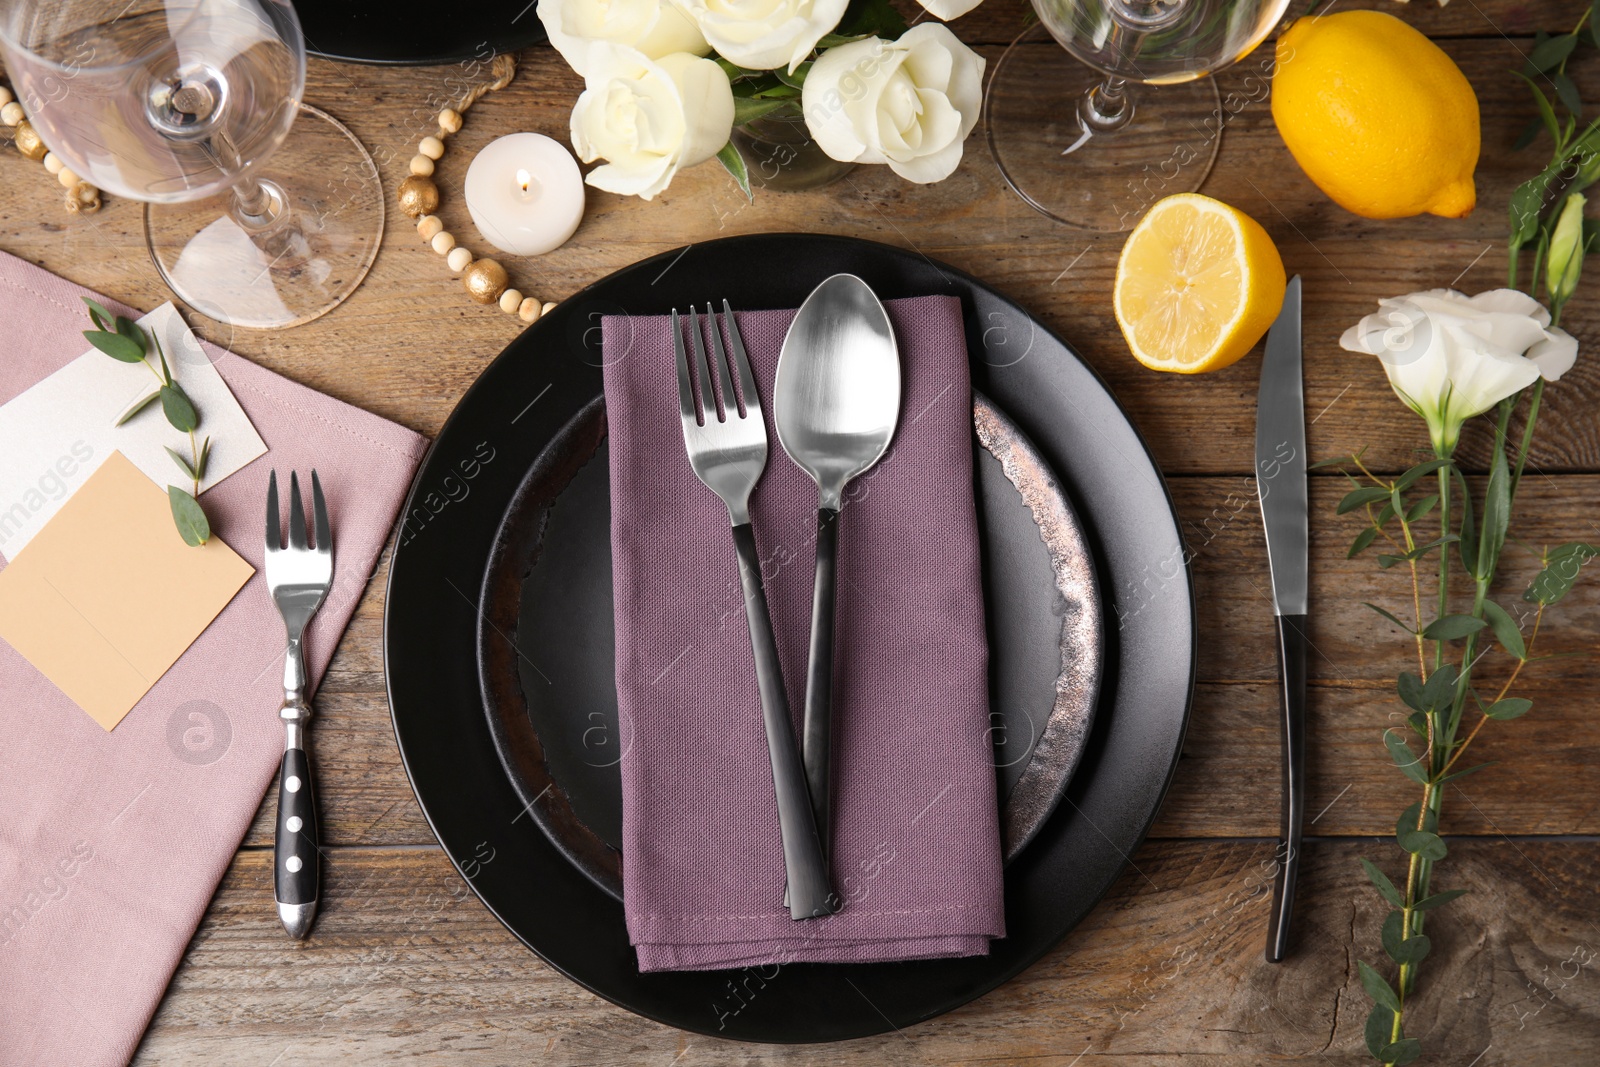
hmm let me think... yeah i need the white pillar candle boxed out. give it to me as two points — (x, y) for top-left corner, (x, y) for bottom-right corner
(463, 133), (585, 257)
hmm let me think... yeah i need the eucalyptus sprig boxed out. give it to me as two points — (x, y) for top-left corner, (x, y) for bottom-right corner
(82, 298), (212, 546)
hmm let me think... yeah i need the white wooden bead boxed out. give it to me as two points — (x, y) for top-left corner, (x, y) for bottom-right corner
(1, 102), (25, 126)
(541, 301), (557, 316)
(518, 297), (540, 324)
(409, 154), (434, 177)
(499, 288), (522, 314)
(42, 152), (61, 175)
(57, 167), (79, 188)
(438, 109), (462, 135)
(447, 246), (473, 272)
(419, 136), (445, 160)
(417, 214), (442, 241)
(430, 231), (455, 255)
(0, 86), (12, 107)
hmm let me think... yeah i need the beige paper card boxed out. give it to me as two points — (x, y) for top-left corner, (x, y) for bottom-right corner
(0, 451), (254, 729)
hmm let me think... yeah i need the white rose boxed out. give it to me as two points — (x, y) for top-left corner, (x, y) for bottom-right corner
(673, 0), (848, 72)
(538, 0), (708, 76)
(1340, 288), (1577, 452)
(913, 0), (985, 18)
(569, 45), (735, 200)
(801, 23), (985, 184)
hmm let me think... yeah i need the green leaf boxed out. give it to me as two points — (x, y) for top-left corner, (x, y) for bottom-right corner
(1398, 828), (1448, 861)
(1361, 858), (1405, 908)
(1553, 71), (1583, 116)
(1422, 614), (1487, 641)
(1376, 554), (1404, 570)
(1439, 760), (1497, 785)
(1413, 888), (1468, 911)
(1380, 1038), (1423, 1066)
(114, 315), (143, 345)
(1518, 72), (1563, 146)
(1407, 710), (1429, 737)
(773, 62), (810, 90)
(153, 333), (173, 386)
(1529, 34), (1578, 73)
(1364, 603), (1416, 634)
(1398, 801), (1438, 838)
(1385, 730), (1430, 784)
(164, 446), (197, 482)
(1337, 486), (1392, 514)
(1310, 454), (1356, 469)
(113, 388), (161, 427)
(1485, 697), (1533, 721)
(1455, 466), (1478, 575)
(82, 296), (115, 333)
(1364, 1003), (1396, 1059)
(160, 383), (198, 432)
(1421, 664), (1459, 714)
(815, 31), (873, 48)
(732, 96), (792, 126)
(1513, 115), (1545, 151)
(1509, 153), (1566, 250)
(84, 329), (146, 363)
(715, 141), (752, 202)
(1477, 441), (1512, 580)
(1480, 599), (1526, 659)
(834, 0), (907, 39)
(1382, 910), (1432, 965)
(195, 436), (212, 483)
(1524, 542), (1600, 605)
(167, 486), (210, 546)
(1404, 494), (1439, 523)
(1348, 527), (1379, 558)
(1397, 671), (1425, 711)
(1358, 960), (1401, 1012)
(752, 83), (800, 99)
(1395, 458), (1451, 492)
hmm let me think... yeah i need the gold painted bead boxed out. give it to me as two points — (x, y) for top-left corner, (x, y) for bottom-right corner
(409, 153), (434, 177)
(13, 120), (47, 161)
(499, 288), (523, 314)
(0, 86), (12, 107)
(438, 108), (462, 135)
(430, 230), (455, 255)
(396, 174), (439, 218)
(57, 166), (80, 188)
(65, 181), (100, 215)
(463, 258), (508, 304)
(419, 136), (445, 160)
(42, 151), (62, 175)
(1, 101), (25, 126)
(541, 301), (557, 316)
(446, 246), (473, 272)
(417, 214), (443, 241)
(518, 297), (541, 324)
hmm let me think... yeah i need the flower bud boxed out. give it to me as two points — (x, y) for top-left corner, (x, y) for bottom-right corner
(1547, 192), (1587, 306)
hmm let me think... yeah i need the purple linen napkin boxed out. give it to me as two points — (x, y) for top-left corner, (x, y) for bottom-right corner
(602, 295), (1004, 972)
(0, 251), (427, 1066)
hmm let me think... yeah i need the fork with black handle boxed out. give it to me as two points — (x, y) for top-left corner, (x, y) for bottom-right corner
(265, 469), (334, 939)
(673, 303), (836, 920)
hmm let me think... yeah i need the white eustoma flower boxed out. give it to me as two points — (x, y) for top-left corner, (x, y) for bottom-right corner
(1340, 288), (1577, 452)
(673, 0), (848, 73)
(801, 23), (985, 184)
(569, 45), (735, 200)
(538, 0), (708, 77)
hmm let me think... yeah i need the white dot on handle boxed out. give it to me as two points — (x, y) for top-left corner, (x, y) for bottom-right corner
(285, 776), (301, 793)
(285, 855), (303, 873)
(286, 816), (303, 833)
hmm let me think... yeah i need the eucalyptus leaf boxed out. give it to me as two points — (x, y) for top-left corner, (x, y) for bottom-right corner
(1348, 527), (1379, 558)
(1385, 730), (1430, 784)
(154, 333), (173, 386)
(715, 141), (753, 202)
(1439, 760), (1497, 785)
(84, 330), (147, 363)
(195, 436), (212, 483)
(1480, 599), (1527, 659)
(1421, 614), (1487, 641)
(1360, 858), (1405, 908)
(113, 388), (161, 427)
(164, 445), (197, 482)
(1338, 486), (1392, 514)
(1364, 1003), (1396, 1059)
(1382, 910), (1432, 965)
(1397, 801), (1438, 838)
(1413, 888), (1468, 911)
(1524, 542), (1600, 604)
(1397, 828), (1448, 861)
(114, 315), (143, 345)
(1380, 1037), (1423, 1066)
(1358, 961), (1401, 1012)
(1310, 454), (1356, 469)
(1485, 697), (1533, 720)
(1364, 603), (1416, 634)
(160, 383), (199, 433)
(1376, 554), (1403, 570)
(1514, 115), (1545, 151)
(167, 486), (210, 546)
(82, 296), (115, 333)
(1397, 672), (1425, 711)
(1553, 71), (1583, 116)
(1528, 33), (1578, 73)
(1404, 494), (1439, 523)
(1421, 664), (1459, 714)
(1395, 458), (1451, 491)
(1407, 711), (1429, 737)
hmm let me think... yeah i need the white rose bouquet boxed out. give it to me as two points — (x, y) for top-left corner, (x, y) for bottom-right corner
(537, 0), (986, 200)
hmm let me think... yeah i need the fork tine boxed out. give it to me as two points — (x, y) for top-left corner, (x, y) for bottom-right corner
(687, 306), (720, 422)
(287, 471), (308, 551)
(705, 303), (740, 418)
(311, 470), (331, 553)
(672, 309), (698, 427)
(265, 470), (281, 551)
(722, 300), (759, 416)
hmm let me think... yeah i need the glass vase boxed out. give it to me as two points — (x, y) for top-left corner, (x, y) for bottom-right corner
(730, 110), (854, 192)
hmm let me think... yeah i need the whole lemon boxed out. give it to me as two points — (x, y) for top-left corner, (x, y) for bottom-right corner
(1271, 11), (1479, 219)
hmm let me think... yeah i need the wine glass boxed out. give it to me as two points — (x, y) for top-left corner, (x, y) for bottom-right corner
(986, 0), (1291, 231)
(0, 0), (383, 329)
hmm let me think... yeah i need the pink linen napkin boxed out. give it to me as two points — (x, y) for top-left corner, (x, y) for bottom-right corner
(0, 251), (427, 1066)
(603, 295), (1004, 972)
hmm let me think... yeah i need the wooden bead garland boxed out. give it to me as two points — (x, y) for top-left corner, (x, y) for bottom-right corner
(392, 55), (556, 323)
(0, 84), (102, 214)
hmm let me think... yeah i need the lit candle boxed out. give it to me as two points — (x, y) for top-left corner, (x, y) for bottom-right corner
(463, 133), (584, 257)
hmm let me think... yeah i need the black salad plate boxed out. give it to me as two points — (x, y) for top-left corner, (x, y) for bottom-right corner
(384, 232), (1195, 1043)
(298, 1), (546, 66)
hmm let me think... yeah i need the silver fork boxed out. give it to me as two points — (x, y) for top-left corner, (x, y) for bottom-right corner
(265, 470), (334, 939)
(674, 303), (836, 920)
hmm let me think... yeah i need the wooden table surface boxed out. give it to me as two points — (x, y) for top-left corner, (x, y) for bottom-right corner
(6, 1), (1597, 1062)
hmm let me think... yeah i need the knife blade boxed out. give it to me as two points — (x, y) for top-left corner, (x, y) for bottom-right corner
(1255, 274), (1308, 964)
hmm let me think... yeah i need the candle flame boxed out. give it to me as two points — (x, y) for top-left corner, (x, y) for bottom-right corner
(516, 168), (532, 195)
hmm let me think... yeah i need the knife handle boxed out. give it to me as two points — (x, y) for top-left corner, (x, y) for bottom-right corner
(1266, 613), (1308, 963)
(275, 703), (320, 940)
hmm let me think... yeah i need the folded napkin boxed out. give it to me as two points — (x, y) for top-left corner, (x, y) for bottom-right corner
(0, 252), (427, 1067)
(603, 295), (1003, 972)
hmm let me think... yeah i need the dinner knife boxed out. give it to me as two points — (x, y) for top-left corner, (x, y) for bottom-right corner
(1255, 274), (1308, 964)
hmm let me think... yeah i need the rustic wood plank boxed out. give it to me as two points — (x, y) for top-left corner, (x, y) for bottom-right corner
(133, 839), (1600, 1064)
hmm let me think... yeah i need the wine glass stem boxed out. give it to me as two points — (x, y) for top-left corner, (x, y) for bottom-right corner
(1082, 75), (1134, 133)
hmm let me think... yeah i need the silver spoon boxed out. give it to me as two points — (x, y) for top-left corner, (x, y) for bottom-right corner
(774, 274), (901, 856)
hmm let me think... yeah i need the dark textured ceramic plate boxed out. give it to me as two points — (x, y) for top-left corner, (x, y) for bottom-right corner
(473, 390), (1102, 902)
(298, 1), (546, 66)
(384, 232), (1195, 1043)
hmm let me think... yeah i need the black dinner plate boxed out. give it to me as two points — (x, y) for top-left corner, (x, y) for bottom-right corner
(384, 232), (1195, 1043)
(298, 1), (546, 66)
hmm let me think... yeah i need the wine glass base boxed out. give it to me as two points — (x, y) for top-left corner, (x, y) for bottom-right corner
(144, 103), (383, 330)
(986, 24), (1224, 232)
